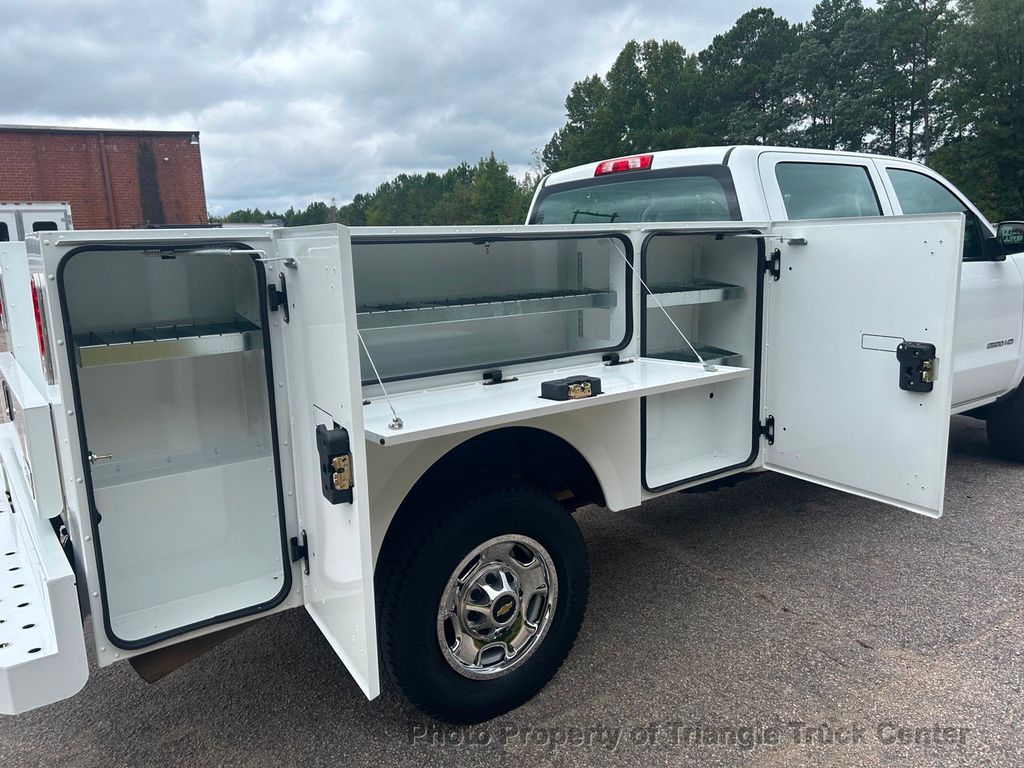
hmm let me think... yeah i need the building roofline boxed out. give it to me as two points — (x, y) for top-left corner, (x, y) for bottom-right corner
(0, 123), (199, 139)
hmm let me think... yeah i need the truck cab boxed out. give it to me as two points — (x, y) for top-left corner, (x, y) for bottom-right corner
(528, 146), (1024, 457)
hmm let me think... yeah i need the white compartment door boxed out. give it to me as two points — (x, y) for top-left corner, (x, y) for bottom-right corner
(0, 211), (17, 242)
(273, 226), (379, 698)
(18, 210), (68, 236)
(764, 214), (964, 517)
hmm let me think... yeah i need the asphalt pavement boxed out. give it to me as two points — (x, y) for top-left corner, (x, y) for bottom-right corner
(1, 415), (1022, 767)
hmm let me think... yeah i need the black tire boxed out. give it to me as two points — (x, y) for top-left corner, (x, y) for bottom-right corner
(376, 484), (588, 723)
(987, 387), (1024, 462)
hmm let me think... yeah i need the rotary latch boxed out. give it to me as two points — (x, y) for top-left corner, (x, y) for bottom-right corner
(316, 424), (354, 503)
(896, 342), (937, 393)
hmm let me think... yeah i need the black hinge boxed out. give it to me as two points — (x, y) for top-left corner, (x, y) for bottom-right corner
(764, 248), (781, 281)
(267, 272), (290, 323)
(290, 530), (309, 575)
(760, 415), (776, 445)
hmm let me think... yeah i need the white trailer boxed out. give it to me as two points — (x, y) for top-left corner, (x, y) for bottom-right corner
(0, 203), (72, 243)
(0, 211), (968, 722)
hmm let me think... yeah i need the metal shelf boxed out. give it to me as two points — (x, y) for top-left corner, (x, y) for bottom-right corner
(647, 279), (744, 307)
(357, 288), (617, 330)
(74, 319), (262, 368)
(364, 358), (750, 446)
(649, 343), (743, 367)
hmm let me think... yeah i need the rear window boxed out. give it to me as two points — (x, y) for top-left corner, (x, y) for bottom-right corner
(0, 223), (8, 242)
(775, 162), (881, 220)
(530, 168), (739, 225)
(31, 221), (59, 232)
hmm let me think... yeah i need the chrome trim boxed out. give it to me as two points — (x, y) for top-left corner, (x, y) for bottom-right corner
(437, 534), (558, 680)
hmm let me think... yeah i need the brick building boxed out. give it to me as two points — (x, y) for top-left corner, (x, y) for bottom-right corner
(0, 125), (208, 229)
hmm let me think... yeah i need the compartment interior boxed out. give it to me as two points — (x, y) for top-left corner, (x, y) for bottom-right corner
(352, 235), (629, 382)
(61, 248), (287, 645)
(642, 233), (761, 488)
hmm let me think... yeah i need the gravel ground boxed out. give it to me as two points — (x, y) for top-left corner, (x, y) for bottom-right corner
(1, 414), (1022, 767)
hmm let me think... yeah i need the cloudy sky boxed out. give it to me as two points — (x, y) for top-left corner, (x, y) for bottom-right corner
(1, 0), (816, 214)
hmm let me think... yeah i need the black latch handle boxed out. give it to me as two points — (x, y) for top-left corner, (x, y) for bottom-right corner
(316, 424), (353, 504)
(896, 342), (937, 393)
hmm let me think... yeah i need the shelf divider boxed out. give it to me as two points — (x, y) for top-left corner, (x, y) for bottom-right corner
(647, 279), (744, 308)
(74, 319), (262, 368)
(358, 288), (617, 330)
(648, 344), (742, 367)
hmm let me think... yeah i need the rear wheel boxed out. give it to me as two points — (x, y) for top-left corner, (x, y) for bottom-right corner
(376, 484), (588, 723)
(987, 387), (1024, 462)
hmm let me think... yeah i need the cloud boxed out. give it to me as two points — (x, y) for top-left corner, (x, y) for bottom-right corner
(0, 0), (816, 213)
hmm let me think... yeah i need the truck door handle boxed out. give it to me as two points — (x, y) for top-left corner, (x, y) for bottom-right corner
(88, 451), (113, 464)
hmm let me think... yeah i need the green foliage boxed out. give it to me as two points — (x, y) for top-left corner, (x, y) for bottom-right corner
(780, 0), (879, 151)
(542, 0), (1024, 220)
(698, 8), (798, 145)
(213, 154), (534, 227)
(931, 0), (1024, 220)
(542, 41), (705, 170)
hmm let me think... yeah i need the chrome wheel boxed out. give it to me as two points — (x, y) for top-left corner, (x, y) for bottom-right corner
(437, 534), (558, 679)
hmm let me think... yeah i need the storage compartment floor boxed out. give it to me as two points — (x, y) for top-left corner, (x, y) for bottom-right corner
(109, 572), (283, 642)
(645, 452), (751, 490)
(92, 456), (286, 644)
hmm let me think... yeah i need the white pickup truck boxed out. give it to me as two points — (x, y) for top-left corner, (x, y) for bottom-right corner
(0, 145), (1018, 725)
(528, 146), (1024, 459)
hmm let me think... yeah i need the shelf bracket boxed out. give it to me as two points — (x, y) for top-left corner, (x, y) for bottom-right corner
(482, 369), (518, 386)
(602, 352), (634, 366)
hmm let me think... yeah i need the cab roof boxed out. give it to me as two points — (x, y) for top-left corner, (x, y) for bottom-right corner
(541, 145), (909, 187)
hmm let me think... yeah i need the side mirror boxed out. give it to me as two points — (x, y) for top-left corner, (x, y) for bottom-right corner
(998, 221), (1024, 255)
(985, 236), (1008, 261)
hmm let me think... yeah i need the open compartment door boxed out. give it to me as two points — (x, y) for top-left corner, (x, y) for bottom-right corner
(764, 214), (964, 517)
(274, 226), (379, 698)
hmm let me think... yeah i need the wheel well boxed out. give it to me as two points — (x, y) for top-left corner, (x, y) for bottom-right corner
(379, 427), (603, 565)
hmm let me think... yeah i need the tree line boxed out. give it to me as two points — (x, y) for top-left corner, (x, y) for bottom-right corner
(215, 154), (536, 227)
(544, 0), (1023, 220)
(216, 0), (1023, 225)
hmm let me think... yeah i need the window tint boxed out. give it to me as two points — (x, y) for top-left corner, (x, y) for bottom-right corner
(31, 221), (58, 232)
(775, 163), (881, 220)
(531, 174), (737, 225)
(887, 168), (983, 260)
(886, 169), (965, 214)
(0, 223), (8, 242)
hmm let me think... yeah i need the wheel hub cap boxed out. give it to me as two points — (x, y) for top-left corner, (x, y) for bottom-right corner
(437, 534), (558, 679)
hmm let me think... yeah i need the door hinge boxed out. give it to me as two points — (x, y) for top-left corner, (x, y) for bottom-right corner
(290, 530), (309, 575)
(764, 248), (781, 281)
(760, 415), (776, 445)
(267, 272), (290, 323)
